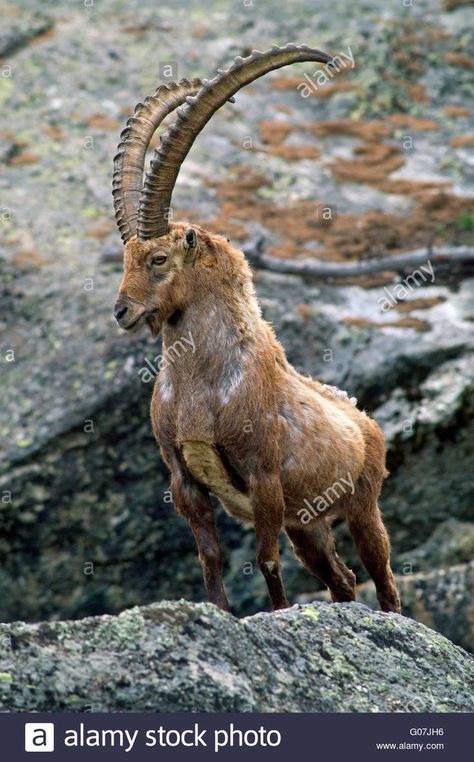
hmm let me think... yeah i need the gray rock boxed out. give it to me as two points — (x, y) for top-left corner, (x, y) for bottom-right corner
(0, 11), (53, 59)
(357, 562), (474, 655)
(298, 561), (474, 654)
(0, 601), (473, 712)
(397, 519), (474, 572)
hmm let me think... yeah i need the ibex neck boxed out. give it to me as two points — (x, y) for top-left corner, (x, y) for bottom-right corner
(161, 288), (260, 373)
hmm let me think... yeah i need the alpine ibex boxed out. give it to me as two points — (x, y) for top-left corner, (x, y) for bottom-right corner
(112, 44), (401, 614)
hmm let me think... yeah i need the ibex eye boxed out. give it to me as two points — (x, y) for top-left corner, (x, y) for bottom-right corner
(152, 255), (167, 266)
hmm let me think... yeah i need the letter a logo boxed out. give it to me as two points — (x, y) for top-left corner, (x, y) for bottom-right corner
(24, 723), (55, 752)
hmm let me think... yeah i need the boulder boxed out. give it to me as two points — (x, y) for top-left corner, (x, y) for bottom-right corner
(396, 519), (474, 571)
(297, 561), (474, 654)
(1, 601), (473, 712)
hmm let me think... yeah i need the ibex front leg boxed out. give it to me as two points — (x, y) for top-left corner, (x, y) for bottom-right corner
(250, 473), (289, 610)
(170, 470), (229, 611)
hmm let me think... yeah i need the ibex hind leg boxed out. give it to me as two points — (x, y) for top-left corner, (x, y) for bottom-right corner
(346, 490), (401, 614)
(286, 520), (356, 603)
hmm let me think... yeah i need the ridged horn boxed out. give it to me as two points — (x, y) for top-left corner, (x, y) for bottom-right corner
(137, 43), (335, 240)
(112, 78), (202, 243)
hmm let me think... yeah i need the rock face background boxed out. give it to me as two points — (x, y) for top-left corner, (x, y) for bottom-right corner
(0, 0), (473, 664)
(1, 601), (473, 712)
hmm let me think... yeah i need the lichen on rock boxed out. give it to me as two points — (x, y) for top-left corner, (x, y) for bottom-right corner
(0, 601), (473, 712)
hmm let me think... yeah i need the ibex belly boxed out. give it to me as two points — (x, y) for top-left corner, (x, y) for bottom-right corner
(181, 441), (254, 523)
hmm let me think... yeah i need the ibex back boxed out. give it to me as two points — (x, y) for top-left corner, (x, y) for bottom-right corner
(112, 44), (401, 614)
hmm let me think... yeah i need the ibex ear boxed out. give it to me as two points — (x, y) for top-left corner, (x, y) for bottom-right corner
(183, 227), (198, 265)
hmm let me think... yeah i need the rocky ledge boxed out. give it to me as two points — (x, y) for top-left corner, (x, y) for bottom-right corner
(1, 601), (473, 713)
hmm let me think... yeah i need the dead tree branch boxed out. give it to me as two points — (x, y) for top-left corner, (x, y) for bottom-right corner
(244, 242), (474, 279)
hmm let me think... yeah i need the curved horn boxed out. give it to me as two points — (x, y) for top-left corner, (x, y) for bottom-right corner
(137, 43), (335, 240)
(113, 78), (202, 243)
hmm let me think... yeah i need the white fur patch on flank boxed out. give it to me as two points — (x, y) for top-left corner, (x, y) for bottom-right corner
(321, 383), (357, 406)
(219, 364), (244, 405)
(159, 371), (173, 402)
(282, 452), (298, 471)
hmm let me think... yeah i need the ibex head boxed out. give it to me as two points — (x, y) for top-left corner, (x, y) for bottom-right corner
(114, 223), (202, 337)
(112, 44), (334, 337)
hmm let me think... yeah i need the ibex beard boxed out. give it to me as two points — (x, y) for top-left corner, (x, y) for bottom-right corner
(112, 44), (401, 615)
